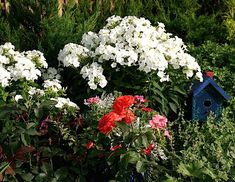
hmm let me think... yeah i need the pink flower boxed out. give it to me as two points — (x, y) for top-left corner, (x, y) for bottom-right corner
(149, 114), (167, 129)
(110, 144), (122, 151)
(134, 95), (146, 103)
(164, 130), (171, 139)
(84, 96), (100, 105)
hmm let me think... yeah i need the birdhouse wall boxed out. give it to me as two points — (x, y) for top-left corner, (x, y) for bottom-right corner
(192, 85), (223, 122)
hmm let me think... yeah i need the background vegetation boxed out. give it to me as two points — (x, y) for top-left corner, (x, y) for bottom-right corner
(0, 0), (234, 181)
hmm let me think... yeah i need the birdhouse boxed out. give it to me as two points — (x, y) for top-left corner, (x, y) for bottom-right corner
(189, 72), (230, 122)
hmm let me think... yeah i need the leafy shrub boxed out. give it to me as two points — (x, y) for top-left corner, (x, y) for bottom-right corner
(189, 41), (235, 96)
(0, 43), (80, 181)
(166, 101), (235, 181)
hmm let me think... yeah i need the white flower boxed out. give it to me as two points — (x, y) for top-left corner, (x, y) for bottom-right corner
(28, 87), (45, 96)
(0, 55), (10, 64)
(80, 62), (107, 90)
(59, 15), (203, 89)
(24, 50), (48, 69)
(58, 43), (89, 68)
(0, 67), (11, 87)
(14, 95), (23, 102)
(51, 97), (79, 109)
(43, 79), (62, 92)
(42, 67), (61, 80)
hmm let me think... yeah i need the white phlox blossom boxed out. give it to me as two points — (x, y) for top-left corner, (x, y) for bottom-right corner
(14, 94), (23, 102)
(42, 67), (61, 80)
(24, 50), (48, 69)
(0, 67), (11, 87)
(80, 62), (107, 90)
(28, 87), (45, 96)
(51, 97), (79, 109)
(58, 43), (89, 68)
(59, 16), (203, 89)
(43, 79), (63, 92)
(9, 56), (41, 81)
(0, 42), (48, 86)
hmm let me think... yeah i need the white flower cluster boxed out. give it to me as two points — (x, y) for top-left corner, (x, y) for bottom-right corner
(0, 42), (48, 87)
(80, 62), (107, 90)
(58, 43), (89, 68)
(58, 16), (203, 89)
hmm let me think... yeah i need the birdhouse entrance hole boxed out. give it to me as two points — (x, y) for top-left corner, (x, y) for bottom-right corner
(204, 100), (212, 107)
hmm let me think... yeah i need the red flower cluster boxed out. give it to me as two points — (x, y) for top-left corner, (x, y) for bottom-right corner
(98, 95), (135, 135)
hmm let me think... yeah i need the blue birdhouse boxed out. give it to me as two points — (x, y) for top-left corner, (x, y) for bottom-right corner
(190, 72), (230, 122)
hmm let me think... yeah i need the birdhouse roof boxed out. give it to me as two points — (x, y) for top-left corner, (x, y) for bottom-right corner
(191, 76), (230, 100)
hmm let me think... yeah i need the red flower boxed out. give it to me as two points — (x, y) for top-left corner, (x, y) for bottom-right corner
(86, 141), (94, 149)
(98, 112), (121, 135)
(141, 106), (152, 112)
(122, 109), (135, 125)
(113, 95), (135, 114)
(110, 144), (122, 151)
(206, 71), (214, 78)
(143, 144), (154, 155)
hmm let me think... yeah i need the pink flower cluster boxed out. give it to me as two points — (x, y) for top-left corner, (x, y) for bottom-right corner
(84, 96), (100, 105)
(149, 114), (171, 138)
(134, 95), (147, 103)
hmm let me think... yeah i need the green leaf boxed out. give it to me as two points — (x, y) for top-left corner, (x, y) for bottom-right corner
(26, 122), (35, 129)
(164, 174), (179, 182)
(127, 151), (140, 164)
(26, 128), (39, 136)
(152, 88), (166, 100)
(21, 173), (34, 181)
(136, 160), (145, 173)
(177, 162), (192, 177)
(169, 102), (177, 113)
(203, 168), (217, 179)
(21, 133), (28, 146)
(141, 135), (148, 148)
(55, 167), (68, 180)
(0, 162), (9, 174)
(152, 81), (162, 90)
(173, 86), (186, 95)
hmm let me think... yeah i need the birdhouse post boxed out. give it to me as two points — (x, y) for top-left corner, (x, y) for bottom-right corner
(190, 72), (230, 122)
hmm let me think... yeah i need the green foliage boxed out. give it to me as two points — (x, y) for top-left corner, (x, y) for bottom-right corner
(166, 102), (235, 181)
(189, 41), (235, 96)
